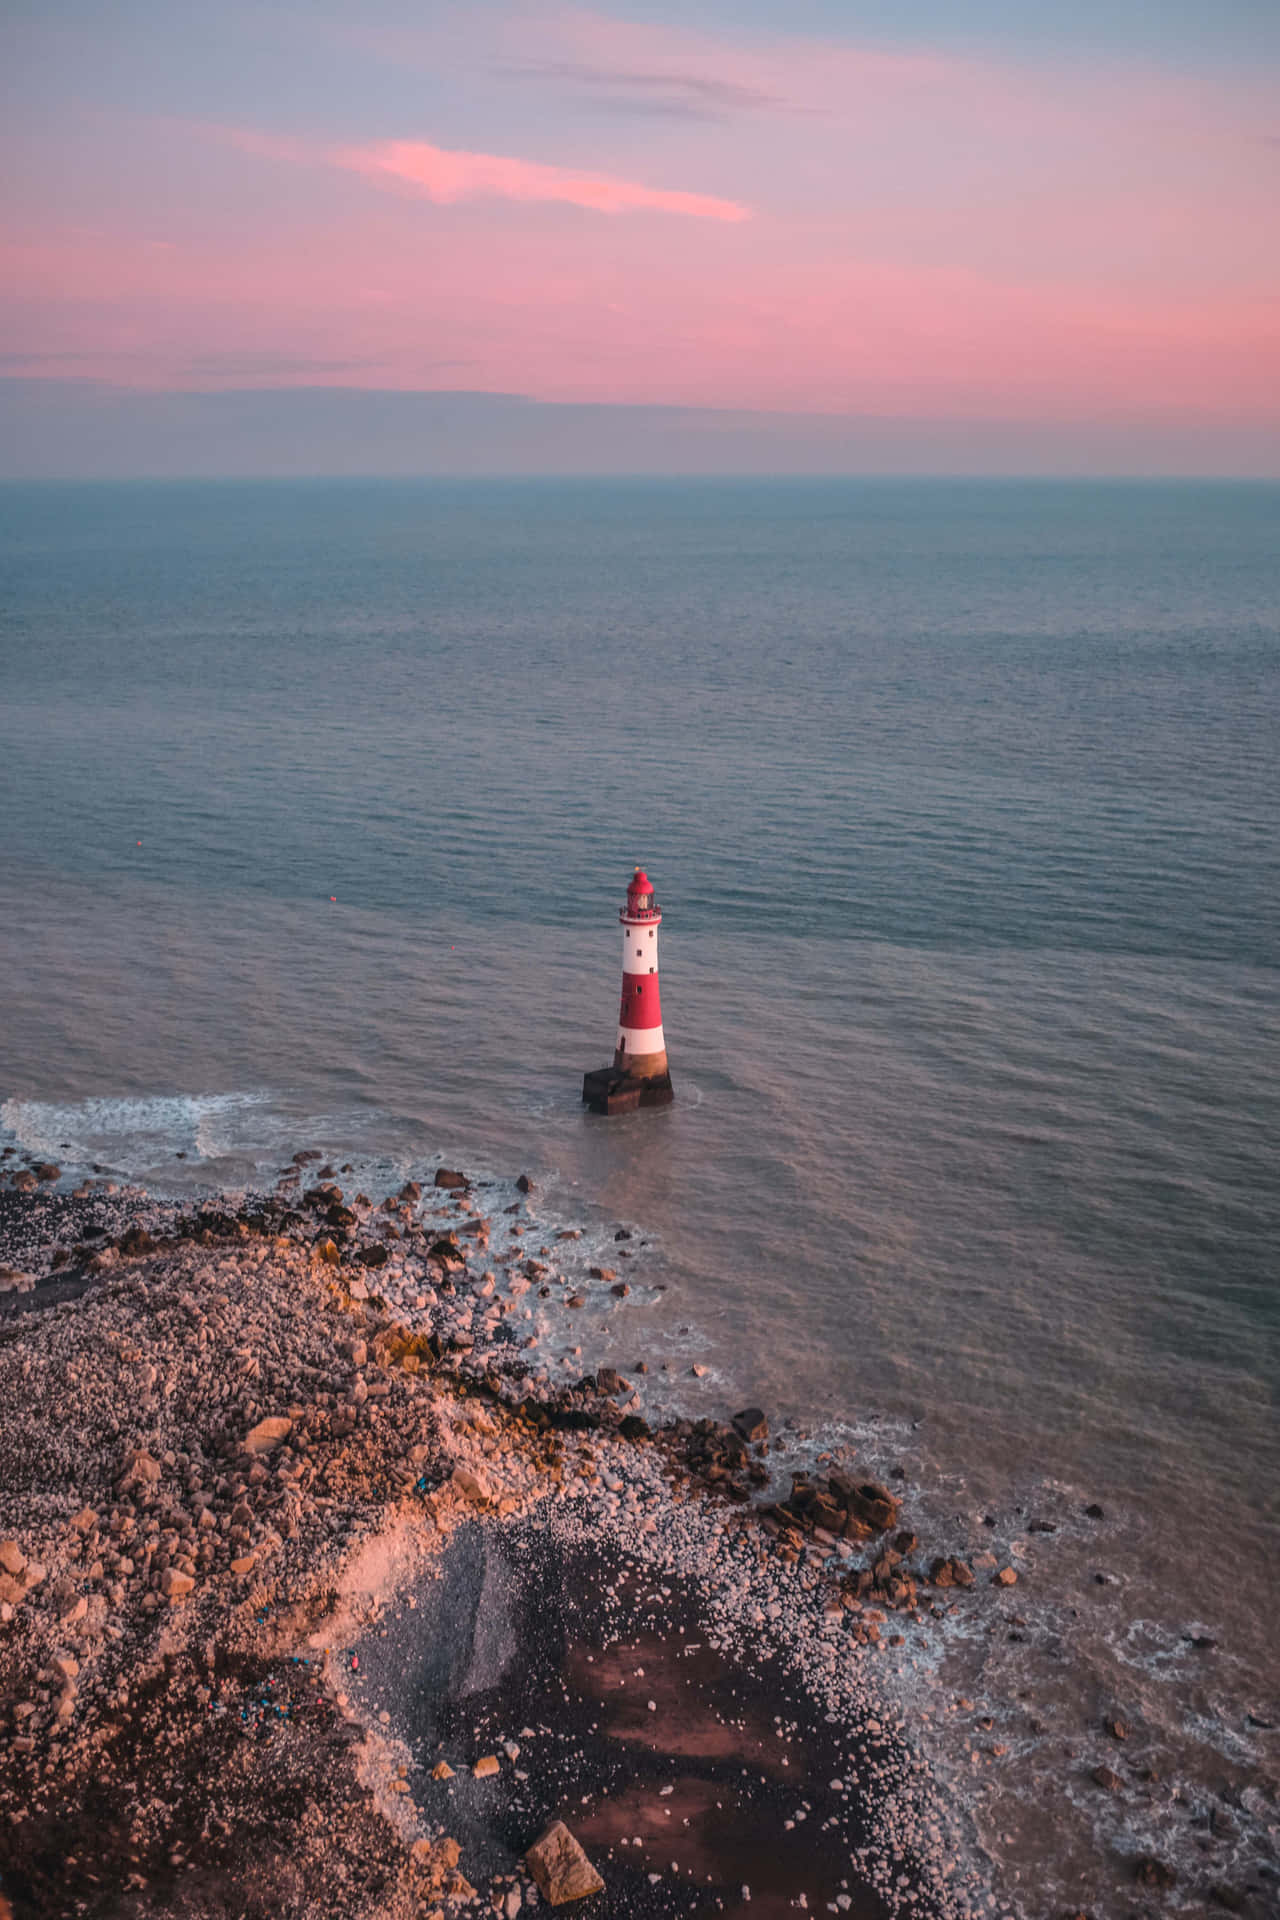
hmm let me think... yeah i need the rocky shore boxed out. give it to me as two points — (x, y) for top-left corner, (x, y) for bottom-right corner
(0, 1157), (1271, 1918)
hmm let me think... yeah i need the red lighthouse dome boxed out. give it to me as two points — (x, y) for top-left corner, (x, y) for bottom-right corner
(624, 868), (660, 921)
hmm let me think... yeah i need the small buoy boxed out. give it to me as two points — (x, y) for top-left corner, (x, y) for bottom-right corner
(330, 896), (337, 903)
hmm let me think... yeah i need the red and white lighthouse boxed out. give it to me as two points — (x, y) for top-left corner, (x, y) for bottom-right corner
(583, 866), (675, 1114)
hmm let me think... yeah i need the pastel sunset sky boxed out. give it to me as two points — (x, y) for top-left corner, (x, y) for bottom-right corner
(3, 0), (1278, 471)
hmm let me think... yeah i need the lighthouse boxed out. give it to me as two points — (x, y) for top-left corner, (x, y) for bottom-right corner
(582, 867), (675, 1114)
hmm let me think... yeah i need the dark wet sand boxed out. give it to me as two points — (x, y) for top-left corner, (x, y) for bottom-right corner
(351, 1522), (898, 1918)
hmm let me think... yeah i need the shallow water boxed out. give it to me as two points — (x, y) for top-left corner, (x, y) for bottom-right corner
(2, 477), (1278, 1901)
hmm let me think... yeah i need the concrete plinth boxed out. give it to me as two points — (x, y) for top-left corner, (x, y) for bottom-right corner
(582, 1065), (675, 1115)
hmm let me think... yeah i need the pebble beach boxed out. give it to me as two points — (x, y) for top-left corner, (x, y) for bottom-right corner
(1, 1153), (1273, 1920)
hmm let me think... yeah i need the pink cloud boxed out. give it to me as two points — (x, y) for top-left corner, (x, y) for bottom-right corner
(222, 124), (747, 223)
(331, 137), (749, 222)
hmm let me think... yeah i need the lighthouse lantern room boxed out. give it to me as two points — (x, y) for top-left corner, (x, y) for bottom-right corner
(583, 866), (675, 1114)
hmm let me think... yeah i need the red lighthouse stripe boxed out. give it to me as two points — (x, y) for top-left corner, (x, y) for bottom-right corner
(618, 971), (664, 1029)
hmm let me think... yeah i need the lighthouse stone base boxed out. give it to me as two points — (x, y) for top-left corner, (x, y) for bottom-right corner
(581, 1065), (675, 1115)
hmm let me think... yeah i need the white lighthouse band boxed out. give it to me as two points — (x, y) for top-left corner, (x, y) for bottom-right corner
(620, 920), (660, 971)
(616, 1021), (666, 1067)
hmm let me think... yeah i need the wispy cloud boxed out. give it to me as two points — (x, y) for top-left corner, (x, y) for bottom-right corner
(220, 125), (749, 221)
(332, 138), (750, 221)
(502, 60), (784, 122)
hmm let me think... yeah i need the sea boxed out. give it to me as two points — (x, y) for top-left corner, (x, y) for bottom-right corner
(2, 477), (1278, 1909)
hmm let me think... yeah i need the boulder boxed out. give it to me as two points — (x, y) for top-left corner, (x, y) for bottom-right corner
(160, 1568), (195, 1600)
(0, 1540), (26, 1578)
(451, 1466), (491, 1502)
(244, 1416), (292, 1455)
(116, 1226), (155, 1257)
(525, 1821), (604, 1906)
(434, 1167), (469, 1190)
(398, 1181), (422, 1203)
(732, 1407), (769, 1444)
(930, 1556), (975, 1589)
(121, 1449), (162, 1488)
(516, 1174), (534, 1194)
(427, 1236), (466, 1269)
(34, 1163), (61, 1182)
(356, 1243), (389, 1268)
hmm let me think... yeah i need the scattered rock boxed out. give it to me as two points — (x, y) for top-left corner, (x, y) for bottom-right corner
(515, 1174), (533, 1194)
(930, 1557), (976, 1589)
(33, 1163), (61, 1183)
(120, 1448), (162, 1488)
(993, 1567), (1018, 1586)
(472, 1755), (500, 1779)
(732, 1407), (769, 1444)
(525, 1820), (604, 1906)
(1133, 1856), (1176, 1891)
(434, 1167), (469, 1190)
(159, 1568), (195, 1601)
(1091, 1765), (1123, 1791)
(0, 1541), (26, 1578)
(116, 1225), (155, 1258)
(451, 1466), (491, 1503)
(244, 1416), (293, 1455)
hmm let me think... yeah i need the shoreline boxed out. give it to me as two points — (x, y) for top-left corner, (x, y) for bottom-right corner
(0, 1159), (1270, 1917)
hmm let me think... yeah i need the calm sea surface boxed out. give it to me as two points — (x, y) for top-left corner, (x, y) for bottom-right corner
(2, 478), (1278, 1896)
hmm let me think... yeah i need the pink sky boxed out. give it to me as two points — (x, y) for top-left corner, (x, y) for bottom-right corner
(2, 3), (1278, 444)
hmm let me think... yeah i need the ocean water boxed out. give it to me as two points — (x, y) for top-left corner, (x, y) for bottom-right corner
(2, 477), (1278, 1903)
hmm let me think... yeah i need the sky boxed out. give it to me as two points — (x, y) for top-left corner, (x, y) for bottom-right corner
(2, 1), (1278, 474)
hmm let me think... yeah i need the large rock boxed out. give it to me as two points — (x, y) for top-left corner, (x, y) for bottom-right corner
(525, 1821), (604, 1905)
(732, 1407), (769, 1444)
(121, 1448), (162, 1488)
(116, 1225), (155, 1257)
(434, 1166), (469, 1190)
(244, 1416), (292, 1455)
